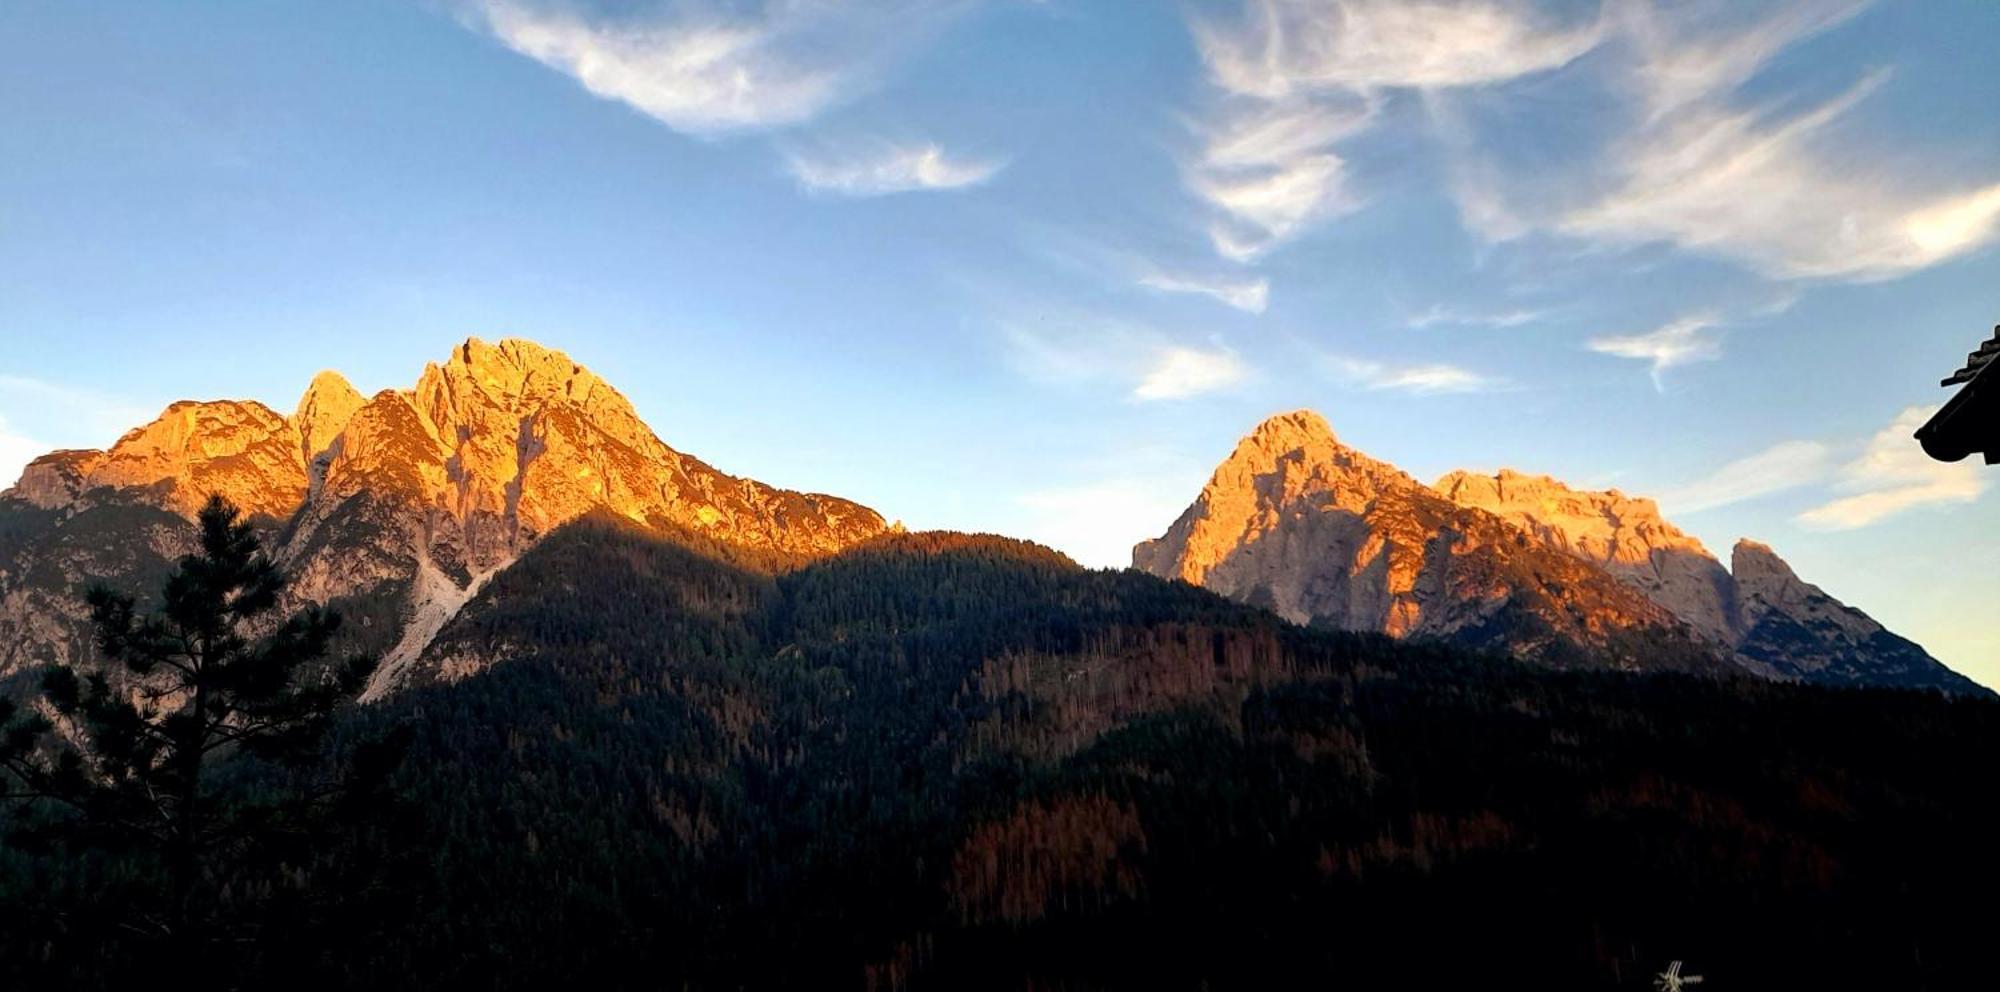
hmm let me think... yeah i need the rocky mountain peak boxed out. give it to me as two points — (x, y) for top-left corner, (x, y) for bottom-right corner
(1140, 411), (1416, 590)
(1433, 468), (1711, 566)
(1139, 413), (1976, 691)
(1718, 537), (1977, 691)
(1135, 411), (1713, 668)
(7, 399), (306, 519)
(293, 370), (366, 466)
(1731, 539), (1796, 584)
(405, 338), (657, 476)
(0, 337), (893, 696)
(1244, 409), (1340, 451)
(1434, 467), (1735, 642)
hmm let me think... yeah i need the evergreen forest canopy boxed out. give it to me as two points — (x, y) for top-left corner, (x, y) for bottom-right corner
(3, 509), (1996, 990)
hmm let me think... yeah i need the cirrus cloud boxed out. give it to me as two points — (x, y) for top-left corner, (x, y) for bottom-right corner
(1655, 439), (1836, 515)
(1137, 271), (1271, 313)
(1586, 314), (1724, 390)
(468, 0), (968, 136)
(1134, 345), (1251, 401)
(1796, 405), (1987, 530)
(1324, 353), (1499, 394)
(1001, 316), (1253, 403)
(1183, 0), (1603, 260)
(786, 141), (1005, 196)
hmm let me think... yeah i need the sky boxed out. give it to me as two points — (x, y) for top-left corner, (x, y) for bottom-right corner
(2, 1), (1998, 687)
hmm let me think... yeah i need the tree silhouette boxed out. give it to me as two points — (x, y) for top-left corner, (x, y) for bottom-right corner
(0, 494), (385, 938)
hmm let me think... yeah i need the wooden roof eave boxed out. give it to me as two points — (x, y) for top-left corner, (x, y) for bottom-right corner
(1917, 356), (2000, 464)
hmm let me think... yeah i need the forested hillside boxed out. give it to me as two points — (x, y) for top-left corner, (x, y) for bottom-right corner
(6, 515), (1996, 989)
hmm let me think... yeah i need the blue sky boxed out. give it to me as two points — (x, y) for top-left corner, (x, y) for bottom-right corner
(3, 1), (1998, 686)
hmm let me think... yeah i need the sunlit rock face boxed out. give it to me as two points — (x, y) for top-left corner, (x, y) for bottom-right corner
(1433, 469), (1739, 645)
(1134, 412), (1721, 671)
(294, 370), (366, 494)
(0, 337), (888, 694)
(1139, 410), (1981, 692)
(11, 400), (307, 520)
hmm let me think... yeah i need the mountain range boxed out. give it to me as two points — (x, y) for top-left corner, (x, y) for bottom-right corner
(2, 338), (885, 697)
(4, 338), (1995, 989)
(1, 340), (1978, 696)
(1135, 410), (1978, 692)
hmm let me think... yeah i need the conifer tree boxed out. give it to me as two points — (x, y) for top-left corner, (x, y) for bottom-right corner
(0, 494), (384, 936)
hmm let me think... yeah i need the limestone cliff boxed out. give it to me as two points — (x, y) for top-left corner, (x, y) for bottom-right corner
(1433, 469), (1739, 644)
(0, 337), (889, 695)
(10, 400), (307, 520)
(1140, 411), (1980, 691)
(1134, 412), (1722, 671)
(1428, 469), (1975, 691)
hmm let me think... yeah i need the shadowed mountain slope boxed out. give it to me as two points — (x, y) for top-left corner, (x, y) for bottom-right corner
(58, 514), (1974, 990)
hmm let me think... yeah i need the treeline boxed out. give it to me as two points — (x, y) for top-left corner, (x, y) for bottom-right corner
(4, 513), (1997, 989)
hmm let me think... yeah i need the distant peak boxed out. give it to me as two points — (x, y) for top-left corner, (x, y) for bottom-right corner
(1246, 409), (1339, 449)
(294, 370), (367, 464)
(1731, 538), (1799, 583)
(1435, 467), (1643, 509)
(450, 336), (578, 372)
(297, 370), (363, 415)
(305, 368), (357, 391)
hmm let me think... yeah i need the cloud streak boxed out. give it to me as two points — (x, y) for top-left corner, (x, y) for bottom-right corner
(1586, 314), (1723, 390)
(1183, 0), (1603, 260)
(1407, 303), (1545, 329)
(1138, 271), (1271, 313)
(1797, 405), (1987, 529)
(470, 0), (961, 136)
(1422, 0), (2000, 282)
(1194, 0), (1603, 99)
(1134, 345), (1250, 401)
(1002, 318), (1252, 402)
(1656, 439), (1836, 514)
(1324, 353), (1499, 394)
(787, 142), (1004, 196)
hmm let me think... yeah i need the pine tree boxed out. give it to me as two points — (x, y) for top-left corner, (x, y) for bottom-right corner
(0, 494), (382, 937)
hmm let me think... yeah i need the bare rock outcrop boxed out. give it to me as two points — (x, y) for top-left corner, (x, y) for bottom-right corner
(1140, 410), (1980, 691)
(1433, 469), (1738, 644)
(1134, 412), (1720, 671)
(0, 337), (889, 695)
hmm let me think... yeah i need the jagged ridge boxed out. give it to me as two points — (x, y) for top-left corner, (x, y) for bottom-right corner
(0, 337), (889, 694)
(1138, 410), (1981, 692)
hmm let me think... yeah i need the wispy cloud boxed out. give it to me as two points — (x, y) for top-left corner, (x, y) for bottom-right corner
(468, 0), (962, 136)
(1194, 0), (1603, 99)
(1586, 314), (1723, 390)
(1421, 0), (2000, 282)
(1183, 0), (1603, 259)
(1656, 439), (1836, 514)
(1407, 303), (1545, 329)
(1187, 99), (1375, 261)
(1138, 271), (1270, 313)
(786, 141), (1004, 196)
(1134, 345), (1250, 401)
(1002, 318), (1251, 402)
(1324, 354), (1499, 395)
(1797, 405), (1987, 529)
(1564, 66), (2000, 280)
